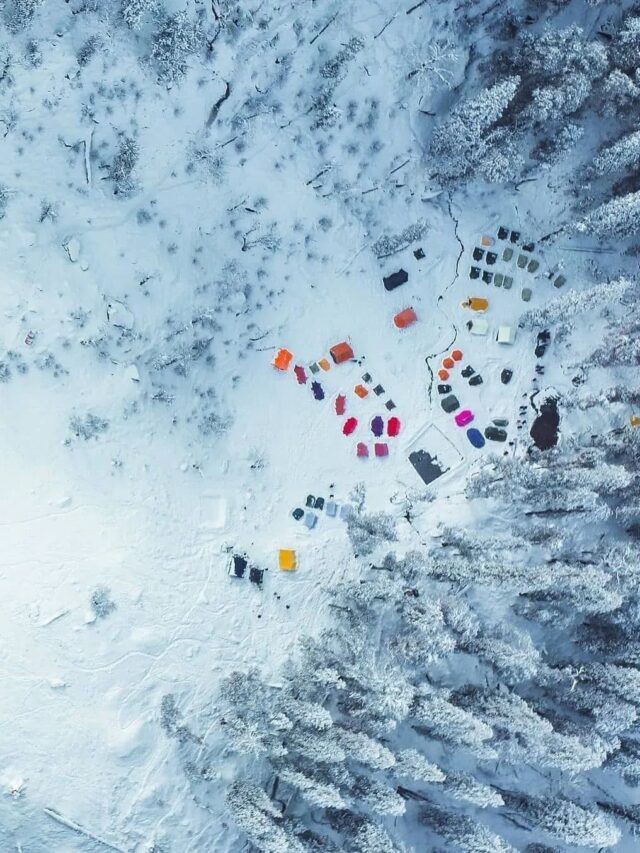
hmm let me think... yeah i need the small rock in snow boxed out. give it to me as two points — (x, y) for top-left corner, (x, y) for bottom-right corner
(64, 237), (81, 262)
(124, 364), (140, 382)
(48, 677), (67, 689)
(106, 300), (134, 330)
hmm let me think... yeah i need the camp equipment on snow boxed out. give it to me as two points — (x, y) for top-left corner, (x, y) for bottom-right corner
(306, 494), (316, 507)
(469, 374), (483, 386)
(385, 399), (396, 410)
(330, 341), (354, 364)
(292, 508), (304, 521)
(441, 394), (460, 413)
(468, 318), (489, 336)
(494, 273), (504, 287)
(535, 330), (551, 358)
(501, 368), (513, 385)
(304, 513), (317, 529)
(357, 442), (369, 458)
(461, 365), (475, 378)
(279, 549), (297, 571)
(311, 381), (325, 400)
(522, 288), (532, 302)
(497, 325), (516, 345)
(527, 259), (539, 273)
(354, 384), (368, 399)
(467, 428), (485, 448)
(455, 410), (474, 427)
(318, 358), (331, 371)
(414, 247), (425, 259)
(503, 276), (513, 289)
(481, 235), (495, 247)
(451, 349), (463, 361)
(373, 384), (385, 396)
(497, 226), (509, 240)
(442, 357), (455, 370)
(510, 230), (520, 243)
(517, 254), (528, 269)
(25, 330), (35, 346)
(387, 417), (401, 437)
(309, 362), (320, 374)
(493, 418), (509, 427)
(523, 241), (535, 253)
(294, 365), (307, 384)
(371, 416), (384, 437)
(383, 269), (408, 291)
(482, 271), (493, 284)
(326, 501), (337, 517)
(273, 348), (293, 371)
(438, 384), (451, 394)
(362, 372), (372, 383)
(375, 443), (389, 457)
(438, 369), (450, 381)
(502, 248), (513, 261)
(229, 555), (247, 578)
(343, 417), (358, 436)
(394, 307), (417, 329)
(340, 505), (353, 520)
(472, 247), (484, 261)
(485, 426), (507, 442)
(554, 275), (566, 288)
(249, 567), (264, 585)
(462, 297), (489, 312)
(314, 497), (325, 510)
(486, 252), (497, 265)
(335, 394), (346, 415)
(469, 266), (480, 279)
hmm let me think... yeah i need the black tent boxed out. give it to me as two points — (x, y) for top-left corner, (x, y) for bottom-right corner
(383, 269), (408, 291)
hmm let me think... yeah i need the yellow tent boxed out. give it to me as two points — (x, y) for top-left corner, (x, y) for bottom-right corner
(630, 415), (640, 427)
(279, 549), (297, 571)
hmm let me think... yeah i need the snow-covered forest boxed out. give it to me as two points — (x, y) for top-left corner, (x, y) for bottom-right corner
(0, 0), (639, 851)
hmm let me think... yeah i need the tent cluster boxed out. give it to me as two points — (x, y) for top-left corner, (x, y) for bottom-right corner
(291, 494), (353, 531)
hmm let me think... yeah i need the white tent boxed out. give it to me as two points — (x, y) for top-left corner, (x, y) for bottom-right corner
(469, 318), (489, 336)
(496, 325), (516, 345)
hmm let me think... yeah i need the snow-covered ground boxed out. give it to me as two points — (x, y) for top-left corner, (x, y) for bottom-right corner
(1, 1), (637, 850)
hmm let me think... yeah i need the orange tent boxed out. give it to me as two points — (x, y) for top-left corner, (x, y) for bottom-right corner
(354, 384), (368, 399)
(279, 549), (297, 571)
(451, 349), (463, 362)
(330, 341), (354, 364)
(438, 369), (449, 381)
(273, 348), (293, 371)
(462, 297), (489, 312)
(442, 357), (455, 370)
(318, 358), (331, 371)
(394, 307), (417, 329)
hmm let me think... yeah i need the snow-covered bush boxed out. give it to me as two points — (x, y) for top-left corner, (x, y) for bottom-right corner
(150, 11), (200, 83)
(121, 0), (160, 30)
(110, 136), (139, 196)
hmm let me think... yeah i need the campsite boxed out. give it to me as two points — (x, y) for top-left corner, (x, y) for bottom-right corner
(0, 0), (639, 851)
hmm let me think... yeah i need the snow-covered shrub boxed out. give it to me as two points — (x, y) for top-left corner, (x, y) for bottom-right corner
(150, 11), (200, 83)
(4, 0), (45, 32)
(77, 35), (102, 68)
(121, 0), (160, 30)
(372, 221), (427, 259)
(110, 136), (139, 196)
(90, 586), (116, 618)
(0, 184), (9, 220)
(69, 413), (110, 441)
(346, 510), (397, 557)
